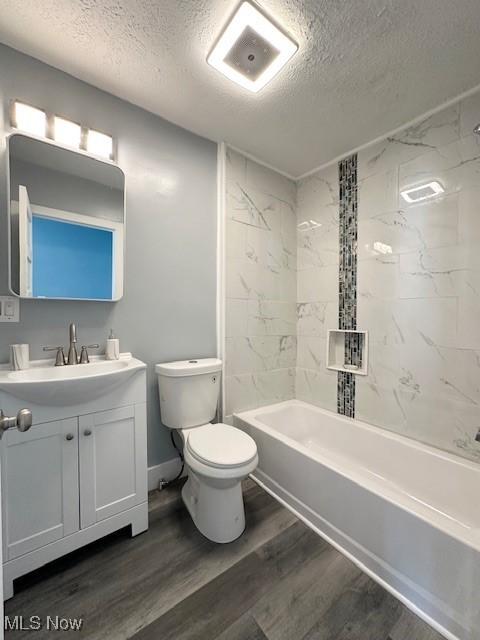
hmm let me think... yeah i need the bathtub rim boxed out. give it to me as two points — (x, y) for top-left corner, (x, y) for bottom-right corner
(234, 399), (480, 553)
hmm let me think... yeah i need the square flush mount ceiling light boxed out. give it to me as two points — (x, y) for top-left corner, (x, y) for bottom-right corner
(207, 1), (298, 93)
(400, 181), (445, 203)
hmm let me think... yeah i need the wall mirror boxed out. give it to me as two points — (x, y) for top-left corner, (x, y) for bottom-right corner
(7, 133), (125, 301)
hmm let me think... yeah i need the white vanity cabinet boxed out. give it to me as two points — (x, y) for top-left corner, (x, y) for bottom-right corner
(2, 418), (80, 561)
(79, 406), (145, 527)
(0, 364), (148, 600)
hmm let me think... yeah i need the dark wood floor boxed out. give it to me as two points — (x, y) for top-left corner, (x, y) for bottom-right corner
(5, 480), (443, 640)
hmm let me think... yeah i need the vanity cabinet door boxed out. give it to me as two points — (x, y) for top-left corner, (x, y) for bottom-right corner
(1, 418), (80, 561)
(79, 405), (147, 528)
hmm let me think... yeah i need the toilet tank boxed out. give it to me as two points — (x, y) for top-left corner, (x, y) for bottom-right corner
(155, 358), (222, 429)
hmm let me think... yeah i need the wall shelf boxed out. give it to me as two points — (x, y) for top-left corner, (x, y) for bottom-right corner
(326, 330), (369, 376)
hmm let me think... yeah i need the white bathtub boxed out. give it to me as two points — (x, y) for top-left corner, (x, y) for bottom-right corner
(234, 400), (480, 640)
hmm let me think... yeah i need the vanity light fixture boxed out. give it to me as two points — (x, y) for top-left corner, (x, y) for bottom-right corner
(87, 129), (113, 159)
(207, 1), (298, 93)
(12, 101), (47, 137)
(400, 181), (445, 203)
(11, 100), (115, 161)
(53, 116), (82, 149)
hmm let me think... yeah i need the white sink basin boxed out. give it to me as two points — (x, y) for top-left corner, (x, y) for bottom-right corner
(0, 354), (146, 406)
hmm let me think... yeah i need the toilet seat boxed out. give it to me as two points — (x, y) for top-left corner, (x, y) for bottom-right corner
(186, 423), (257, 469)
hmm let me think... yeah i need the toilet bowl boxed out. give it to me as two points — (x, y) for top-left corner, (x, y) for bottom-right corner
(155, 358), (258, 543)
(181, 423), (258, 542)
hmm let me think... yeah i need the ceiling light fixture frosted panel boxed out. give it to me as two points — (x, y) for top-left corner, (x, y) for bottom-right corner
(54, 116), (81, 148)
(13, 102), (47, 137)
(87, 129), (113, 159)
(400, 181), (445, 203)
(207, 1), (298, 93)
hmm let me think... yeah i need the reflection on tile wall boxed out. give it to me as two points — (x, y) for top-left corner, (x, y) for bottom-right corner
(297, 89), (480, 463)
(224, 148), (297, 421)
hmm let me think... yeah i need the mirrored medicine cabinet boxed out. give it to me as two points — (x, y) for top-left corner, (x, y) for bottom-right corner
(7, 133), (125, 301)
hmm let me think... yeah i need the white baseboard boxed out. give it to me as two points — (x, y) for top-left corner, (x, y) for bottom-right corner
(148, 457), (185, 491)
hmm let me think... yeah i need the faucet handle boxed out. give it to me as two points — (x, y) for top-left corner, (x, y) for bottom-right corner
(79, 344), (100, 364)
(43, 346), (66, 366)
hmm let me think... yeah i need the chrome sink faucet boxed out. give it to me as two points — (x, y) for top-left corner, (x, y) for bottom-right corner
(67, 323), (78, 365)
(43, 323), (98, 366)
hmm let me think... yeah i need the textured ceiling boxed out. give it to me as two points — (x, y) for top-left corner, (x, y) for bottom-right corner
(1, 0), (480, 177)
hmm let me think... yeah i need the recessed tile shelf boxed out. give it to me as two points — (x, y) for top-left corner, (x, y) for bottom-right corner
(326, 330), (369, 376)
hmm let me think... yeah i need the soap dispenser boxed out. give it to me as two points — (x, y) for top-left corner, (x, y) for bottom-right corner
(105, 329), (120, 360)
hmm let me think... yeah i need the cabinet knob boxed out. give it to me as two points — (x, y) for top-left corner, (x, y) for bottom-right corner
(66, 433), (74, 441)
(84, 429), (92, 437)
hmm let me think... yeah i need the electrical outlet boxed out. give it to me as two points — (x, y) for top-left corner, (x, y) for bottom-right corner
(0, 296), (20, 322)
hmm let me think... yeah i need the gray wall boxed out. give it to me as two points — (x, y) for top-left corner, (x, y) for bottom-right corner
(0, 44), (218, 466)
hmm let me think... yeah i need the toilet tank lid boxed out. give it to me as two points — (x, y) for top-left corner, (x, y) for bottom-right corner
(155, 358), (222, 377)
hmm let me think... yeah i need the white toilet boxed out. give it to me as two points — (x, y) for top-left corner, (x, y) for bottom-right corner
(155, 358), (258, 543)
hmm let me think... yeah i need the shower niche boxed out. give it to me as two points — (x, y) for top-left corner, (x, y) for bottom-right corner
(326, 330), (369, 376)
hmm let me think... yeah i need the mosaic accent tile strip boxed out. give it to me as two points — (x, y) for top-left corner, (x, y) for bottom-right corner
(337, 153), (359, 418)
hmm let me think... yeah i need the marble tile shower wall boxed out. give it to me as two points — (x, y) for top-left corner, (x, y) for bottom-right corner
(355, 91), (480, 462)
(297, 89), (480, 463)
(296, 163), (339, 411)
(224, 148), (297, 422)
